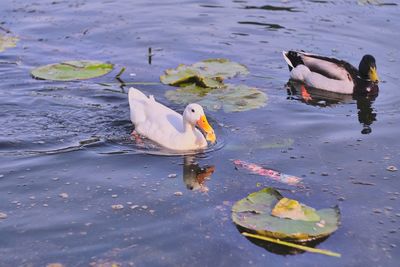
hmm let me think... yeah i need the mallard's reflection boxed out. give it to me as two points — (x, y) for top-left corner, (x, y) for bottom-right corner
(183, 156), (215, 193)
(286, 81), (378, 134)
(355, 95), (377, 134)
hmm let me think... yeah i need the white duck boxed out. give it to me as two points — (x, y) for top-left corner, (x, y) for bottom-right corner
(128, 87), (216, 151)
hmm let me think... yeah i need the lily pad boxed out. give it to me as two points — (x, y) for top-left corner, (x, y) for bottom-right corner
(160, 58), (248, 88)
(31, 60), (114, 81)
(232, 188), (340, 242)
(165, 83), (267, 112)
(0, 34), (18, 52)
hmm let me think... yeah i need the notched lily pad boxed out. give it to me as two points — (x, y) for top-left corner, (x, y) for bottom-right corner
(232, 188), (340, 242)
(160, 59), (248, 88)
(31, 60), (114, 81)
(165, 83), (267, 112)
(0, 34), (18, 52)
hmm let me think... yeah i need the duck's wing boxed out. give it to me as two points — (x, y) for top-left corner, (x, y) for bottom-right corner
(128, 87), (184, 135)
(145, 97), (184, 133)
(283, 51), (358, 81)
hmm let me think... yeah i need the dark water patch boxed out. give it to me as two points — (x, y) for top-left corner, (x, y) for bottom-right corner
(244, 5), (300, 12)
(238, 21), (285, 30)
(307, 0), (330, 3)
(231, 32), (249, 36)
(358, 0), (398, 6)
(379, 3), (398, 6)
(199, 4), (225, 8)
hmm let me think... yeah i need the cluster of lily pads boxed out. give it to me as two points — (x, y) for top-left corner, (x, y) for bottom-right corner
(161, 58), (267, 112)
(26, 54), (266, 113)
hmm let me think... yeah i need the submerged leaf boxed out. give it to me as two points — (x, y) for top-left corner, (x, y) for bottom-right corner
(160, 59), (248, 88)
(31, 60), (114, 81)
(233, 160), (302, 186)
(232, 188), (340, 242)
(0, 34), (18, 52)
(165, 84), (267, 112)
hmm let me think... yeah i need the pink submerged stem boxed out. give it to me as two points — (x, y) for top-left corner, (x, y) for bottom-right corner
(233, 160), (302, 186)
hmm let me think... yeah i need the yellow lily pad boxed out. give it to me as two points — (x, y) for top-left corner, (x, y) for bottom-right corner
(271, 198), (320, 222)
(0, 34), (18, 52)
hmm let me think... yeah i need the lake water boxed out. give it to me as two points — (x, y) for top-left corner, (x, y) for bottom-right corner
(1, 0), (399, 266)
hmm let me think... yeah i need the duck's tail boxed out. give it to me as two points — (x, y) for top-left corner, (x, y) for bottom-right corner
(282, 50), (304, 71)
(129, 87), (149, 104)
(128, 87), (150, 125)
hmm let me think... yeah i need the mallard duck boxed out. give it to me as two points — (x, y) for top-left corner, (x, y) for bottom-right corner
(282, 51), (379, 95)
(128, 87), (216, 151)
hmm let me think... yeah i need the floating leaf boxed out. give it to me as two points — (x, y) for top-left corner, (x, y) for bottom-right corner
(0, 34), (18, 52)
(160, 59), (248, 88)
(165, 83), (267, 112)
(31, 60), (114, 81)
(232, 188), (340, 242)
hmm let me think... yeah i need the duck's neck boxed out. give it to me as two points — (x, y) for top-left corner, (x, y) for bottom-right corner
(183, 119), (197, 139)
(183, 119), (197, 135)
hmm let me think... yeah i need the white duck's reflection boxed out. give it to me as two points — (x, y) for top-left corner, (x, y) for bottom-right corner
(183, 156), (215, 193)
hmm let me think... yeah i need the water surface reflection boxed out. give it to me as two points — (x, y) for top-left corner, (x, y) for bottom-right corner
(239, 227), (329, 256)
(183, 156), (215, 192)
(286, 81), (378, 134)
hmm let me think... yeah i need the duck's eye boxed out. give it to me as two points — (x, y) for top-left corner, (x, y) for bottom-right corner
(191, 109), (195, 113)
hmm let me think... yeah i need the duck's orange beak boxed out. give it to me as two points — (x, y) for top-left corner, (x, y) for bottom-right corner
(197, 115), (216, 144)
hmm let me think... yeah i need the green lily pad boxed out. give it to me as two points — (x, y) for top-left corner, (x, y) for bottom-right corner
(0, 34), (18, 52)
(232, 188), (340, 242)
(165, 83), (267, 112)
(160, 58), (248, 88)
(31, 60), (114, 81)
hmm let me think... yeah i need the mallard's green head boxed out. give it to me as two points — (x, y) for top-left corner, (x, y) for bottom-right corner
(359, 55), (379, 83)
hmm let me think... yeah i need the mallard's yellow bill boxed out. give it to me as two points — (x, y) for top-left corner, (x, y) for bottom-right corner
(197, 115), (216, 144)
(369, 67), (379, 83)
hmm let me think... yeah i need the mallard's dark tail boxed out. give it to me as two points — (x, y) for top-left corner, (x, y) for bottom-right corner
(282, 51), (304, 71)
